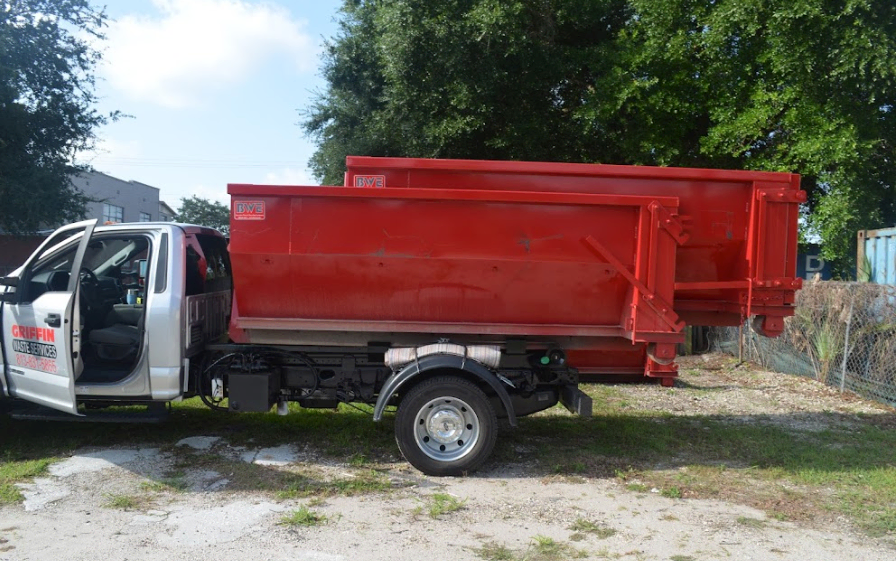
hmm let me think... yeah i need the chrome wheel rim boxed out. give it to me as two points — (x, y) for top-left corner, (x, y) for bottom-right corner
(413, 396), (480, 462)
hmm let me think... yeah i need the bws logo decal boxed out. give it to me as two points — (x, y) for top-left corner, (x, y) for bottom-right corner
(353, 175), (386, 188)
(234, 200), (266, 220)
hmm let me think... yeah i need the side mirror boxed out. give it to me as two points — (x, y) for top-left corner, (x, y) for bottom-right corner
(0, 276), (17, 287)
(0, 291), (16, 303)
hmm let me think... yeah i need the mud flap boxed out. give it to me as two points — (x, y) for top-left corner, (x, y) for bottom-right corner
(560, 385), (593, 417)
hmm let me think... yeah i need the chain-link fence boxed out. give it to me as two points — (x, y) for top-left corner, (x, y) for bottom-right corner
(710, 281), (896, 408)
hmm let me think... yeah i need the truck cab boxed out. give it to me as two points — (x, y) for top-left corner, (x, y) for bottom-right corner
(0, 220), (230, 414)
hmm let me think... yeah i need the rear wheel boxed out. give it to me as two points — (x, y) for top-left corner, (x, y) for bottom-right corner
(395, 376), (498, 476)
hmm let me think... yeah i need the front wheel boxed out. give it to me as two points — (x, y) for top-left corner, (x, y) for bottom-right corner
(394, 376), (498, 476)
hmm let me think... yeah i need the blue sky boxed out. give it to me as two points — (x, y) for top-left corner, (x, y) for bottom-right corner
(79, 0), (344, 210)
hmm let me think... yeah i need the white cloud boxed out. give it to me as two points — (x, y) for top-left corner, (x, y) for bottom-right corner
(102, 0), (316, 108)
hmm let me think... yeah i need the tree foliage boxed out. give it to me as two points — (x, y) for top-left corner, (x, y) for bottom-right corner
(0, 0), (115, 234)
(176, 196), (230, 235)
(305, 0), (632, 184)
(305, 0), (896, 275)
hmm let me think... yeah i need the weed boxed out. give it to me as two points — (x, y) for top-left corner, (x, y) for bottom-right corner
(329, 470), (395, 495)
(104, 494), (142, 510)
(614, 467), (635, 481)
(568, 518), (616, 539)
(139, 481), (167, 493)
(527, 536), (588, 560)
(532, 536), (561, 554)
(552, 461), (586, 475)
(420, 492), (466, 518)
(736, 516), (766, 528)
(661, 487), (682, 499)
(280, 505), (327, 527)
(278, 468), (396, 501)
(473, 541), (515, 561)
(159, 472), (190, 492)
(626, 483), (649, 493)
(141, 474), (189, 492)
(670, 556), (696, 561)
(347, 453), (369, 467)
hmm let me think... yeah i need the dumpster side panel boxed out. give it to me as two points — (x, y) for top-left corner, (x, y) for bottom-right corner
(229, 186), (676, 336)
(346, 157), (803, 330)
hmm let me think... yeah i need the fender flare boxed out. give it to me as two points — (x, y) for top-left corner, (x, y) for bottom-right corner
(373, 354), (517, 427)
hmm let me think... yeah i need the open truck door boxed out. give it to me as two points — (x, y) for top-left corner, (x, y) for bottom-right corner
(0, 220), (97, 414)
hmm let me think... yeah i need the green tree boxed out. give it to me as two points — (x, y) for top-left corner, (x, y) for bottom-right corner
(304, 0), (630, 185)
(305, 0), (896, 275)
(600, 0), (896, 275)
(176, 196), (230, 235)
(0, 0), (116, 234)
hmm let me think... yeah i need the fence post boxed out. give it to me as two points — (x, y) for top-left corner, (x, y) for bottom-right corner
(839, 295), (855, 394)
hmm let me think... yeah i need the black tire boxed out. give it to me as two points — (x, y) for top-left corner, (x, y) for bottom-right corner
(394, 375), (498, 477)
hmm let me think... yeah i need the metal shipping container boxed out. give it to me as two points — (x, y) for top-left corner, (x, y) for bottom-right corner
(858, 227), (896, 284)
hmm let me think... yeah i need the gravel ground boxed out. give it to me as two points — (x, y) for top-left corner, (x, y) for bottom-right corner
(1, 354), (894, 561)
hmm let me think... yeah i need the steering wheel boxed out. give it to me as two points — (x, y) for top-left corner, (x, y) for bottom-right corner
(79, 267), (98, 286)
(78, 267), (100, 316)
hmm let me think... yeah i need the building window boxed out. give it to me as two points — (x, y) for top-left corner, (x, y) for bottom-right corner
(139, 212), (152, 222)
(103, 203), (123, 224)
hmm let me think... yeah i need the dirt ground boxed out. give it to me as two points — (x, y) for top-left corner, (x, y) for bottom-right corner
(1, 354), (894, 561)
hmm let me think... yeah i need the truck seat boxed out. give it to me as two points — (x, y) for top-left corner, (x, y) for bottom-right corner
(88, 324), (140, 361)
(88, 305), (144, 361)
(105, 304), (143, 326)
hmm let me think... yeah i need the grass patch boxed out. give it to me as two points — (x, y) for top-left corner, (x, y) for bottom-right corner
(472, 541), (515, 561)
(307, 496), (326, 507)
(139, 480), (168, 493)
(472, 537), (587, 561)
(661, 486), (682, 499)
(529, 536), (588, 560)
(736, 516), (767, 529)
(280, 505), (328, 527)
(568, 518), (616, 539)
(277, 469), (396, 500)
(551, 461), (586, 475)
(103, 493), (143, 510)
(0, 457), (52, 505)
(416, 492), (466, 518)
(140, 475), (189, 493)
(347, 453), (370, 467)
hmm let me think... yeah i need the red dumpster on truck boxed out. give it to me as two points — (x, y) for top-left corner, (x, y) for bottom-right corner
(229, 156), (804, 386)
